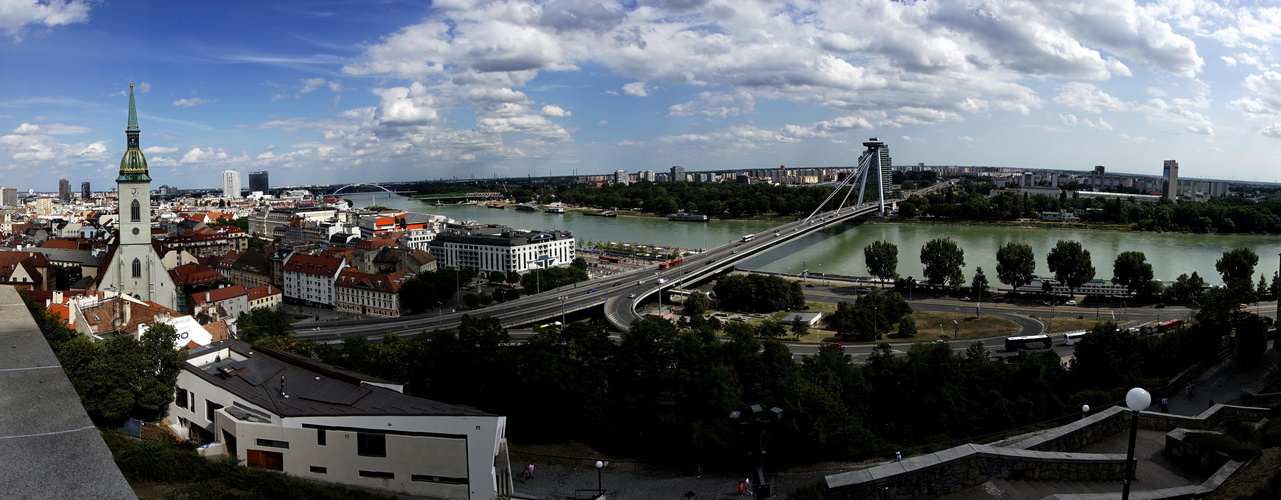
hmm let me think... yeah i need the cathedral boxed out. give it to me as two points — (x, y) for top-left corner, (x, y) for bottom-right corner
(96, 84), (177, 310)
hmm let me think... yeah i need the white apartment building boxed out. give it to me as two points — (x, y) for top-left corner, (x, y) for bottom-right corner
(427, 226), (574, 275)
(168, 341), (513, 500)
(281, 252), (348, 307)
(222, 170), (242, 200)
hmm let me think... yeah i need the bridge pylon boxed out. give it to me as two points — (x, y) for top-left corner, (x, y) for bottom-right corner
(804, 137), (892, 222)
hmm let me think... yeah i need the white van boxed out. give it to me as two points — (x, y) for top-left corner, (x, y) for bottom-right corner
(657, 279), (667, 284)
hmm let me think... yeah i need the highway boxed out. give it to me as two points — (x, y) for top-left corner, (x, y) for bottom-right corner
(294, 203), (883, 343)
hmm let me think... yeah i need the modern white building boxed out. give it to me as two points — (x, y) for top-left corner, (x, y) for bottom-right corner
(222, 170), (242, 199)
(428, 226), (575, 275)
(168, 341), (513, 500)
(613, 169), (630, 185)
(1162, 160), (1178, 200)
(280, 252), (348, 307)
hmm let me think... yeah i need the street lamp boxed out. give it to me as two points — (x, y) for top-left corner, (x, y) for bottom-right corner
(1081, 404), (1090, 421)
(595, 460), (605, 496)
(1121, 387), (1151, 500)
(908, 277), (915, 306)
(559, 296), (569, 325)
(730, 404), (783, 499)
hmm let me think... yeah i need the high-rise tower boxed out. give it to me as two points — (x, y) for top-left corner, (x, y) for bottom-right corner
(98, 84), (176, 310)
(858, 138), (892, 216)
(248, 170), (269, 194)
(1162, 160), (1179, 200)
(223, 170), (241, 199)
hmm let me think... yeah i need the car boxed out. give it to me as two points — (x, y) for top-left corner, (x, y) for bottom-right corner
(828, 342), (843, 349)
(1065, 300), (1077, 305)
(657, 279), (666, 284)
(855, 288), (871, 294)
(876, 342), (892, 351)
(628, 293), (636, 299)
(930, 339), (946, 345)
(638, 280), (645, 285)
(588, 288), (597, 293)
(959, 296), (970, 301)
(1155, 303), (1166, 308)
(805, 283), (815, 288)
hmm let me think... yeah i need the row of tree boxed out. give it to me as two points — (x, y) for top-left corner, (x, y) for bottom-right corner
(863, 238), (1278, 301)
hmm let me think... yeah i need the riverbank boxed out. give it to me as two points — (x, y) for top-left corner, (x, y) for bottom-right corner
(865, 217), (1281, 237)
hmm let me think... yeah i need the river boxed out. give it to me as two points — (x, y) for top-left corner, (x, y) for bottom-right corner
(345, 193), (1281, 285)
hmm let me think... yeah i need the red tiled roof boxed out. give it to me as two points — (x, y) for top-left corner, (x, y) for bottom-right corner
(335, 267), (414, 293)
(168, 263), (226, 287)
(246, 285), (281, 301)
(283, 253), (345, 276)
(189, 285), (248, 306)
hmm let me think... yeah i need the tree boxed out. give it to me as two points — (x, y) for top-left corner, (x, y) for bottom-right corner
(1046, 240), (1095, 297)
(571, 257), (588, 270)
(920, 238), (965, 290)
(971, 268), (989, 300)
(488, 271), (506, 283)
(758, 319), (786, 339)
(863, 241), (899, 282)
(684, 291), (710, 316)
(1257, 274), (1269, 301)
(996, 242), (1036, 293)
(236, 306), (296, 349)
(790, 315), (809, 340)
(898, 315), (918, 337)
(1111, 251), (1154, 296)
(1216, 247), (1259, 298)
(1168, 272), (1207, 303)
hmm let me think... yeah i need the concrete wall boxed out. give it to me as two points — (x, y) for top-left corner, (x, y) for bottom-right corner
(825, 444), (1125, 499)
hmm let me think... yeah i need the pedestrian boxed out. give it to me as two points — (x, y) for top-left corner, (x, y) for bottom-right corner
(738, 479), (745, 500)
(522, 463), (534, 483)
(1186, 383), (1193, 400)
(745, 477), (752, 496)
(1160, 397), (1169, 413)
(895, 451), (902, 462)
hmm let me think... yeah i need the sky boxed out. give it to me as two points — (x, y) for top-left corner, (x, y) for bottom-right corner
(3, 0), (1281, 193)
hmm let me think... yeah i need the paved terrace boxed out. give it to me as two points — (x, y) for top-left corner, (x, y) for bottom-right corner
(0, 286), (135, 499)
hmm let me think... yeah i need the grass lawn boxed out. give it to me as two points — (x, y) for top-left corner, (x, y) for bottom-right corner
(1030, 315), (1115, 333)
(906, 311), (1020, 341)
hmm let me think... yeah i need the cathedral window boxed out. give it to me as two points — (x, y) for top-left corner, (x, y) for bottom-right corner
(132, 259), (142, 278)
(131, 200), (141, 222)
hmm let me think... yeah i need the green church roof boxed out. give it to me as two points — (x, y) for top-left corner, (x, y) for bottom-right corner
(117, 83), (150, 181)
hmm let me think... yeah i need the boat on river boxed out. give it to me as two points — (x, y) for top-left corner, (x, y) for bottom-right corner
(515, 204), (538, 212)
(544, 207), (566, 214)
(668, 213), (709, 222)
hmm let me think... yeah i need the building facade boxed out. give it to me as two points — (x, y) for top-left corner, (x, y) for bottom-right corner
(281, 252), (348, 307)
(670, 165), (686, 182)
(248, 170), (269, 194)
(222, 170), (241, 199)
(58, 178), (71, 202)
(81, 181), (91, 200)
(97, 84), (178, 311)
(168, 341), (512, 500)
(1163, 160), (1179, 200)
(428, 226), (574, 275)
(334, 268), (413, 317)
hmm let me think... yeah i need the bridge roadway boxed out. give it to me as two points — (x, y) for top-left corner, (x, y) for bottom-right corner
(293, 203), (882, 343)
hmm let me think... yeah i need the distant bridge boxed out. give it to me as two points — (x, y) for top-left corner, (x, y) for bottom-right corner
(410, 192), (502, 201)
(331, 183), (413, 195)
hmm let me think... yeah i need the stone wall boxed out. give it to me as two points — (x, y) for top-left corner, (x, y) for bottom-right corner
(825, 444), (1125, 500)
(1165, 429), (1233, 474)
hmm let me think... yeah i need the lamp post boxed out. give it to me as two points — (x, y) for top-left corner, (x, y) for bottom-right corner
(559, 296), (569, 325)
(908, 277), (914, 306)
(595, 460), (604, 497)
(1122, 387), (1151, 500)
(1081, 404), (1090, 421)
(730, 404), (783, 499)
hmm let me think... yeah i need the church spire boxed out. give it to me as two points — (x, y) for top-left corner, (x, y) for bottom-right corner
(127, 83), (139, 132)
(118, 83), (150, 181)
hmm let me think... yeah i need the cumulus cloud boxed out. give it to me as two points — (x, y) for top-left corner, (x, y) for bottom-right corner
(668, 90), (755, 119)
(540, 105), (571, 117)
(13, 123), (40, 134)
(1059, 114), (1079, 126)
(11, 122), (89, 135)
(622, 82), (648, 97)
(173, 98), (217, 107)
(1232, 71), (1281, 117)
(143, 146), (178, 154)
(373, 82), (442, 126)
(1052, 83), (1130, 113)
(1261, 124), (1281, 138)
(180, 147), (229, 164)
(0, 0), (95, 41)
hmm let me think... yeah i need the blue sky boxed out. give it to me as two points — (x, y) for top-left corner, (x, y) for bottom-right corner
(3, 0), (1281, 192)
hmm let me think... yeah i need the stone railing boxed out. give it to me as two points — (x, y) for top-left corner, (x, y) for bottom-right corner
(1165, 429), (1234, 474)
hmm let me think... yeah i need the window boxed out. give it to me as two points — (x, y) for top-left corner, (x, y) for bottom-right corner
(131, 259), (141, 278)
(309, 466), (327, 474)
(175, 388), (188, 409)
(247, 450), (284, 471)
(206, 400), (223, 423)
(412, 475), (468, 485)
(359, 470), (394, 479)
(130, 200), (141, 222)
(255, 439), (289, 449)
(316, 428), (326, 446)
(356, 432), (386, 457)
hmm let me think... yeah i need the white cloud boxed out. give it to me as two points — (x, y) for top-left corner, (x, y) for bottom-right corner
(1261, 124), (1281, 138)
(11, 122), (89, 135)
(143, 146), (178, 154)
(373, 83), (442, 126)
(1232, 71), (1281, 117)
(957, 136), (977, 142)
(668, 90), (755, 119)
(180, 147), (228, 164)
(0, 0), (94, 41)
(596, 120), (609, 125)
(1052, 83), (1130, 113)
(622, 82), (648, 97)
(173, 98), (217, 107)
(13, 123), (40, 134)
(540, 105), (571, 117)
(1059, 114), (1079, 126)
(1085, 117), (1113, 130)
(899, 135), (924, 142)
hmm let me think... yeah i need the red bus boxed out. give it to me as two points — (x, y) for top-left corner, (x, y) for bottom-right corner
(1156, 319), (1183, 333)
(659, 257), (684, 270)
(599, 255), (621, 263)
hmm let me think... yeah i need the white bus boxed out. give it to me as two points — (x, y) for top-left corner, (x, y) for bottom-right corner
(741, 234), (755, 242)
(1063, 332), (1086, 346)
